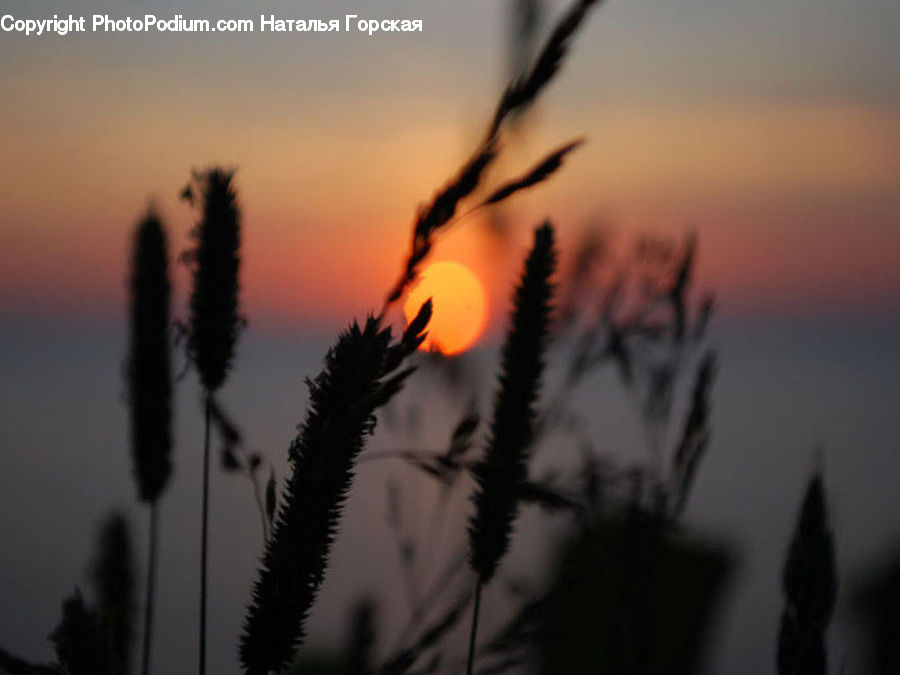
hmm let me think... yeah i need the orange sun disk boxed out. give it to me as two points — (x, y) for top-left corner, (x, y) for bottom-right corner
(403, 262), (488, 355)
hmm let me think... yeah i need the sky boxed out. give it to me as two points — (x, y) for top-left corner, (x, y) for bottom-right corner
(1, 0), (898, 333)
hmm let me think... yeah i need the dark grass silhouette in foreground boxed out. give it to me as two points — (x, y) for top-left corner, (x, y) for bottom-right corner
(180, 168), (243, 675)
(239, 310), (432, 674)
(778, 470), (836, 675)
(126, 210), (172, 675)
(466, 223), (557, 674)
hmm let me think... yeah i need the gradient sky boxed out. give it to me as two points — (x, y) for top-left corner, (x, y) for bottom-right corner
(1, 0), (899, 332)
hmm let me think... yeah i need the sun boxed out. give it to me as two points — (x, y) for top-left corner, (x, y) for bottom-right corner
(403, 261), (488, 355)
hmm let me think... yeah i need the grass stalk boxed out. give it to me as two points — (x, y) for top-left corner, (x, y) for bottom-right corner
(465, 581), (483, 675)
(199, 391), (211, 675)
(140, 504), (159, 675)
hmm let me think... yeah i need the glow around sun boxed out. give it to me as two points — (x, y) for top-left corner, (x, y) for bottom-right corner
(403, 261), (488, 355)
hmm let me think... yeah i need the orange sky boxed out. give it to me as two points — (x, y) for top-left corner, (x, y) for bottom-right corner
(2, 0), (899, 331)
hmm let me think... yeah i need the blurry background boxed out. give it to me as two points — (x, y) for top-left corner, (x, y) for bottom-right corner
(1, 0), (899, 673)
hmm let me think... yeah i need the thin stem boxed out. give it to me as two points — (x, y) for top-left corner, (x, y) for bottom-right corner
(140, 503), (159, 675)
(247, 469), (269, 545)
(199, 391), (211, 675)
(465, 580), (483, 675)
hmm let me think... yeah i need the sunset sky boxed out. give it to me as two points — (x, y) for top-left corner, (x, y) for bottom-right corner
(2, 0), (899, 333)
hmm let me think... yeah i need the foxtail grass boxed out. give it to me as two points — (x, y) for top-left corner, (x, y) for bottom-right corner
(127, 209), (172, 675)
(183, 167), (243, 675)
(240, 304), (431, 675)
(466, 223), (557, 674)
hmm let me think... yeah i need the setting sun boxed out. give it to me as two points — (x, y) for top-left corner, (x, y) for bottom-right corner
(403, 261), (488, 355)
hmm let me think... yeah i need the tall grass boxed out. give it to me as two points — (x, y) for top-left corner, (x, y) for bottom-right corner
(91, 514), (136, 675)
(126, 209), (172, 675)
(240, 306), (431, 674)
(183, 167), (243, 675)
(466, 223), (557, 674)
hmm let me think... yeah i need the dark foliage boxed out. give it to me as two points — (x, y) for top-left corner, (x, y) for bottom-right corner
(185, 167), (242, 393)
(778, 471), (837, 675)
(240, 307), (430, 674)
(0, 647), (57, 674)
(90, 513), (135, 675)
(49, 591), (105, 675)
(469, 223), (557, 584)
(855, 550), (900, 675)
(536, 512), (732, 675)
(127, 210), (172, 503)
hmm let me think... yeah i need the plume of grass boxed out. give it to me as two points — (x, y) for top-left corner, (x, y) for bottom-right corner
(488, 0), (602, 138)
(128, 210), (173, 503)
(126, 209), (172, 675)
(183, 167), (243, 675)
(49, 590), (105, 675)
(184, 167), (242, 393)
(466, 223), (557, 674)
(478, 139), (585, 208)
(778, 470), (837, 675)
(91, 513), (135, 675)
(384, 0), (599, 308)
(240, 304), (431, 675)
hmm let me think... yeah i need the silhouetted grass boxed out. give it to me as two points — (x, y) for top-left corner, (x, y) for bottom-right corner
(50, 590), (105, 675)
(182, 166), (243, 675)
(184, 168), (242, 393)
(466, 223), (557, 674)
(126, 209), (172, 675)
(384, 0), (600, 309)
(778, 470), (836, 675)
(240, 305), (431, 675)
(91, 513), (135, 675)
(128, 210), (173, 504)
